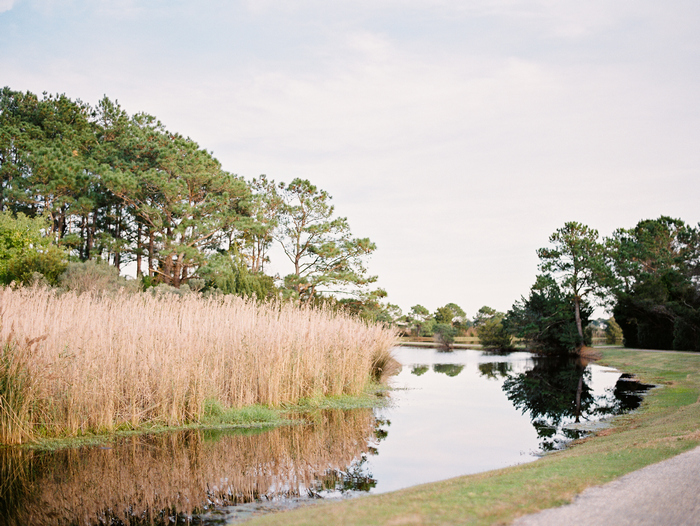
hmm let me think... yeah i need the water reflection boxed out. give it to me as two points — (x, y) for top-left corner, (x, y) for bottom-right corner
(411, 365), (429, 376)
(433, 363), (465, 377)
(0, 409), (377, 526)
(501, 356), (594, 451)
(0, 349), (652, 524)
(478, 361), (512, 380)
(369, 347), (651, 492)
(497, 355), (651, 451)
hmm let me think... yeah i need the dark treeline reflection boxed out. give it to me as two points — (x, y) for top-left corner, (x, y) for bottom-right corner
(0, 409), (378, 526)
(410, 364), (465, 377)
(478, 361), (512, 380)
(499, 355), (650, 451)
(432, 364), (465, 377)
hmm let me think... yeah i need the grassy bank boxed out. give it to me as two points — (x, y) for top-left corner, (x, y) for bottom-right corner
(247, 347), (700, 526)
(0, 286), (396, 445)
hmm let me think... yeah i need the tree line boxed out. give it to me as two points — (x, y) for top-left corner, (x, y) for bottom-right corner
(490, 218), (700, 353)
(398, 217), (700, 354)
(0, 87), (383, 309)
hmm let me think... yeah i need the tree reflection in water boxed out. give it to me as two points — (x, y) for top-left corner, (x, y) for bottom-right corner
(478, 361), (512, 380)
(411, 365), (429, 376)
(0, 409), (382, 526)
(432, 363), (465, 377)
(499, 355), (650, 452)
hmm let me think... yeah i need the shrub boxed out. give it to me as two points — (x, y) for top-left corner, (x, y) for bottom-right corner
(605, 317), (623, 345)
(433, 323), (457, 350)
(0, 212), (67, 286)
(477, 317), (513, 350)
(60, 260), (139, 294)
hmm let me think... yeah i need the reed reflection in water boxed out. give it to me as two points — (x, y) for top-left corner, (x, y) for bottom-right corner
(0, 409), (377, 526)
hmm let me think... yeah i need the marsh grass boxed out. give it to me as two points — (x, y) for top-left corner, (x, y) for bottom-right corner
(0, 340), (37, 444)
(0, 286), (396, 444)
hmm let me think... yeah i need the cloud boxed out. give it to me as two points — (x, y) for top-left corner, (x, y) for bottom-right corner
(0, 0), (16, 13)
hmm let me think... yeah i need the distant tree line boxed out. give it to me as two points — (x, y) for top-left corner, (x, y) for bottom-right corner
(400, 303), (470, 345)
(0, 87), (384, 312)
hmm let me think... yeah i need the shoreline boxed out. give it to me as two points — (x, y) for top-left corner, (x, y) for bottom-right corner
(244, 347), (700, 525)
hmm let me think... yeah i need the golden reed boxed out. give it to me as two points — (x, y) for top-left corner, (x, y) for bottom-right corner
(0, 287), (396, 444)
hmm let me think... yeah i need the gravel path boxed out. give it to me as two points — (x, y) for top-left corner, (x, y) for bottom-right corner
(511, 445), (700, 526)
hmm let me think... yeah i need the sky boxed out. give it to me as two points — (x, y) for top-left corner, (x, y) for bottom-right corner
(1, 0), (699, 318)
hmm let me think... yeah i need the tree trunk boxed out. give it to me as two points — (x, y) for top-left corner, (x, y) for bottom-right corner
(574, 296), (584, 351)
(136, 223), (142, 277)
(148, 231), (154, 278)
(86, 212), (94, 260)
(574, 372), (584, 423)
(114, 206), (121, 270)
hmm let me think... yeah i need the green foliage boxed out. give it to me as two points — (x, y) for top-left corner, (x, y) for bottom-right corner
(200, 400), (281, 427)
(505, 275), (591, 354)
(478, 317), (513, 350)
(434, 303), (466, 325)
(239, 174), (282, 273)
(432, 302), (468, 338)
(276, 178), (377, 303)
(434, 306), (455, 324)
(0, 211), (67, 286)
(432, 363), (464, 377)
(336, 289), (401, 326)
(478, 361), (512, 380)
(102, 116), (251, 287)
(402, 304), (432, 336)
(410, 304), (430, 318)
(418, 318), (436, 337)
(605, 317), (623, 345)
(537, 222), (608, 345)
(475, 306), (513, 350)
(199, 251), (276, 299)
(473, 305), (497, 327)
(0, 87), (385, 309)
(411, 365), (429, 376)
(60, 260), (138, 294)
(606, 216), (700, 351)
(433, 323), (458, 348)
(503, 356), (591, 450)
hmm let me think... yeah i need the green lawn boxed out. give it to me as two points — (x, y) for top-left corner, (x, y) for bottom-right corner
(245, 348), (700, 526)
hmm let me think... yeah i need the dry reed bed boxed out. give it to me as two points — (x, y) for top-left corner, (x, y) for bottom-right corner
(0, 287), (396, 444)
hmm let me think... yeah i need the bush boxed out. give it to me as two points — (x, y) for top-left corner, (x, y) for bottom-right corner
(199, 252), (276, 299)
(0, 212), (67, 286)
(433, 323), (457, 349)
(605, 317), (623, 345)
(60, 260), (139, 294)
(477, 317), (513, 350)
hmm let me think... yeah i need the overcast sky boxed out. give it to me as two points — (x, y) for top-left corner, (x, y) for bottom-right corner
(2, 0), (699, 318)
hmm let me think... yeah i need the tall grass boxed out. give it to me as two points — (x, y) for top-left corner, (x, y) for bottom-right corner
(0, 286), (396, 444)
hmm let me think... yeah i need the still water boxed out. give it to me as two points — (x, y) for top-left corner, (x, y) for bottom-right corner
(0, 347), (648, 525)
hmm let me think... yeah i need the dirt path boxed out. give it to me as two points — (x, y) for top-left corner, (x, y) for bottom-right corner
(511, 445), (700, 526)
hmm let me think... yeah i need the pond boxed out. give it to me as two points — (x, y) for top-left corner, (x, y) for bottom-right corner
(0, 347), (650, 525)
